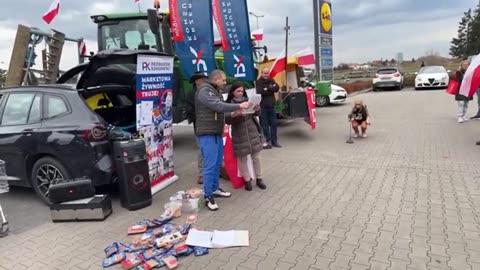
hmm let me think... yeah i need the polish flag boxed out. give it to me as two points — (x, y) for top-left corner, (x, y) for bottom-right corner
(42, 0), (60, 24)
(251, 28), (264, 41)
(78, 39), (87, 57)
(269, 48), (287, 78)
(294, 47), (315, 67)
(458, 54), (480, 98)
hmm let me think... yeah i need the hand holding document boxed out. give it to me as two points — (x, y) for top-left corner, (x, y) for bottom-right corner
(243, 94), (262, 114)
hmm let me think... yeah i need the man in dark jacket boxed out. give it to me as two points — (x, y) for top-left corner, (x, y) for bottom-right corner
(186, 72), (208, 184)
(195, 70), (251, 211)
(256, 67), (281, 148)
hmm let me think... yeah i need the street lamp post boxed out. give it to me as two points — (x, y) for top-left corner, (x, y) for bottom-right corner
(248, 11), (264, 30)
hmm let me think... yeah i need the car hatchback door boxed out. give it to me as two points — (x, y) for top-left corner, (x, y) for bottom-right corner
(0, 92), (42, 185)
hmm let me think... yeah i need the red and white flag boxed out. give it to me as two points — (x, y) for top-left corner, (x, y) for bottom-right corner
(42, 0), (60, 24)
(251, 28), (264, 41)
(269, 48), (286, 78)
(459, 54), (480, 98)
(78, 39), (87, 57)
(294, 47), (315, 67)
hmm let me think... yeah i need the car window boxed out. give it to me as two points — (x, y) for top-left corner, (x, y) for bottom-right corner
(46, 95), (69, 119)
(420, 66), (446, 74)
(28, 95), (41, 124)
(377, 69), (397, 74)
(1, 93), (36, 126)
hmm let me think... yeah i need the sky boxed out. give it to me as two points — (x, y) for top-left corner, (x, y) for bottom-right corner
(0, 0), (478, 71)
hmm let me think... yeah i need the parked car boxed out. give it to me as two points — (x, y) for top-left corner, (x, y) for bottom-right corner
(372, 67), (404, 91)
(414, 65), (450, 90)
(325, 84), (348, 106)
(300, 79), (347, 107)
(2, 50), (167, 204)
(0, 85), (113, 204)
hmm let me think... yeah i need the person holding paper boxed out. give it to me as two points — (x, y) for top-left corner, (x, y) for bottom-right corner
(225, 82), (267, 191)
(256, 67), (281, 149)
(195, 70), (252, 211)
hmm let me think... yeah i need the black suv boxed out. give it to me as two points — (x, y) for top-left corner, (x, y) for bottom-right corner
(2, 50), (168, 204)
(0, 85), (113, 204)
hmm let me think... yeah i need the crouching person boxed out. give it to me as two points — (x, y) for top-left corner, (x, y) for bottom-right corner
(348, 99), (371, 138)
(225, 82), (267, 191)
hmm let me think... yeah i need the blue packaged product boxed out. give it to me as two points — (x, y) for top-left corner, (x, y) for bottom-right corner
(102, 252), (125, 267)
(180, 224), (192, 235)
(104, 242), (119, 258)
(193, 246), (209, 256)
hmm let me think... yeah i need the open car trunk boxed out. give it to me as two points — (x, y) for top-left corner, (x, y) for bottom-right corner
(70, 49), (177, 134)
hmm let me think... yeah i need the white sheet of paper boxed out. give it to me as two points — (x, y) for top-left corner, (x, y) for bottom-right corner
(243, 94), (262, 114)
(211, 230), (235, 248)
(185, 229), (214, 248)
(211, 230), (250, 248)
(140, 101), (154, 126)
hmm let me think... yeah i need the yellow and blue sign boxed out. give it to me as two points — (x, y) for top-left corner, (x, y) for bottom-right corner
(320, 0), (332, 35)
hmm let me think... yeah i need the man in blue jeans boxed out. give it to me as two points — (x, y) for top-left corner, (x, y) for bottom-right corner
(195, 70), (252, 211)
(256, 67), (281, 148)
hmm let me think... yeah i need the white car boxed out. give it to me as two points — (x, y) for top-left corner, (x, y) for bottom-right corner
(414, 66), (450, 90)
(314, 84), (348, 107)
(372, 67), (404, 91)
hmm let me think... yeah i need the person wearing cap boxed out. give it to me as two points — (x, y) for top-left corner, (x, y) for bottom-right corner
(186, 71), (208, 184)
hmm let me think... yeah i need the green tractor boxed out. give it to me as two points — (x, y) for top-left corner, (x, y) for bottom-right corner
(89, 10), (263, 124)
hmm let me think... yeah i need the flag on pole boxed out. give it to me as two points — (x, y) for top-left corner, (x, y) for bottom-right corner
(269, 48), (286, 78)
(42, 0), (60, 24)
(78, 39), (87, 57)
(251, 28), (264, 41)
(458, 54), (480, 98)
(294, 47), (315, 67)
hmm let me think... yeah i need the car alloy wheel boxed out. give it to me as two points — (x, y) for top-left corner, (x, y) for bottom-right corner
(35, 164), (65, 199)
(316, 96), (329, 107)
(31, 157), (71, 204)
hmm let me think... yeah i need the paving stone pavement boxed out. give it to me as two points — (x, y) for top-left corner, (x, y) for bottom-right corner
(1, 88), (480, 270)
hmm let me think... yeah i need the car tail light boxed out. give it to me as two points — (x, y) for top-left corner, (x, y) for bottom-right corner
(81, 123), (107, 142)
(394, 73), (400, 77)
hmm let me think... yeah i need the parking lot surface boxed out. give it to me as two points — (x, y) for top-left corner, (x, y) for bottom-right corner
(1, 88), (480, 270)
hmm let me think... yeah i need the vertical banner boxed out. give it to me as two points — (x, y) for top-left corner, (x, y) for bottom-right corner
(169, 0), (216, 78)
(314, 0), (333, 81)
(212, 0), (255, 81)
(136, 54), (178, 195)
(303, 90), (317, 129)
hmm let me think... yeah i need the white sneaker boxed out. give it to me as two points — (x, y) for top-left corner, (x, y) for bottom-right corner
(362, 133), (367, 138)
(463, 117), (469, 122)
(353, 133), (359, 138)
(205, 196), (219, 211)
(213, 188), (231, 198)
(458, 117), (465, 123)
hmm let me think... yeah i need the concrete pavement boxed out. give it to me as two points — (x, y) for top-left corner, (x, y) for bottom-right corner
(1, 88), (480, 269)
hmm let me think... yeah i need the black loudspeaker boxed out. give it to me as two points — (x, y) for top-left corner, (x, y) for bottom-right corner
(48, 178), (95, 204)
(113, 139), (152, 211)
(281, 91), (309, 118)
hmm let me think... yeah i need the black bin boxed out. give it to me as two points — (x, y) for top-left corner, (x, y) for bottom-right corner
(112, 139), (152, 211)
